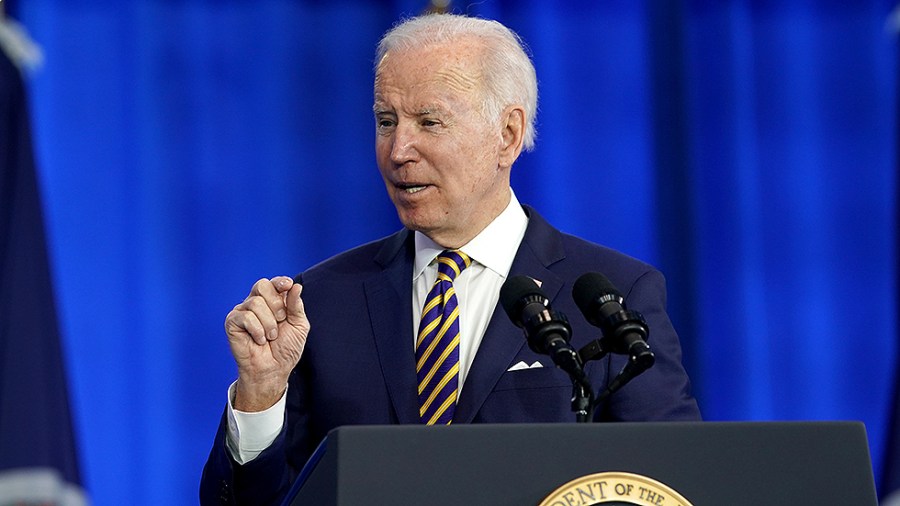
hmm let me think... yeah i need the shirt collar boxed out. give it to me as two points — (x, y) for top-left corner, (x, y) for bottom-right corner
(413, 189), (529, 280)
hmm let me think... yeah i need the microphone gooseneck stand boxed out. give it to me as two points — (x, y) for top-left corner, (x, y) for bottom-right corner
(554, 309), (656, 423)
(515, 304), (595, 423)
(498, 274), (656, 423)
(575, 307), (655, 420)
(509, 300), (658, 423)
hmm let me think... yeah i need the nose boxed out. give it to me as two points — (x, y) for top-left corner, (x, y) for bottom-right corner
(389, 122), (419, 166)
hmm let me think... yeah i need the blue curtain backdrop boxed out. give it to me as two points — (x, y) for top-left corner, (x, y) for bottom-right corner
(7, 1), (897, 504)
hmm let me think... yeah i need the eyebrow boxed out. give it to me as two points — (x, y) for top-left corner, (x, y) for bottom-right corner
(372, 104), (451, 117)
(416, 106), (445, 116)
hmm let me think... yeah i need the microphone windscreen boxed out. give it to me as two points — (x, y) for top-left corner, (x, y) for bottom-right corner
(499, 275), (544, 322)
(572, 272), (621, 321)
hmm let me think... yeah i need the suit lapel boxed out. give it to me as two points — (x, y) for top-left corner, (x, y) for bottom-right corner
(364, 230), (421, 424)
(454, 206), (566, 423)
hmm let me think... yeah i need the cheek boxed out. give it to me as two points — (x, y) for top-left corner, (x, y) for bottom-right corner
(374, 138), (390, 161)
(375, 144), (394, 175)
(460, 146), (500, 183)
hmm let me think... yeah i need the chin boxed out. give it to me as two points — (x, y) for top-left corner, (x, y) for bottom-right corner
(399, 218), (434, 234)
(397, 213), (439, 236)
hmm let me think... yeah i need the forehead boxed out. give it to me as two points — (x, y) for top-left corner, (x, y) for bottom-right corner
(374, 41), (484, 107)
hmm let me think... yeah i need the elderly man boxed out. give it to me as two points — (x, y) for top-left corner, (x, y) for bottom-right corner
(201, 13), (700, 505)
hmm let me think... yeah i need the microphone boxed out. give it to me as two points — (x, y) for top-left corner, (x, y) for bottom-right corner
(499, 276), (584, 379)
(572, 272), (655, 372)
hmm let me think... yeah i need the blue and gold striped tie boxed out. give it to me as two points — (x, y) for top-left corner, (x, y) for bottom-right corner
(416, 250), (471, 425)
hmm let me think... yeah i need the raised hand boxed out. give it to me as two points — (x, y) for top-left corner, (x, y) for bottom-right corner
(224, 276), (310, 412)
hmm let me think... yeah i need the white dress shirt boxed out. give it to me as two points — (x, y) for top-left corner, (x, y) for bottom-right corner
(411, 190), (528, 390)
(226, 189), (528, 464)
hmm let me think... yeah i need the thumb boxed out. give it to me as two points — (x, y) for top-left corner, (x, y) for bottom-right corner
(285, 283), (307, 328)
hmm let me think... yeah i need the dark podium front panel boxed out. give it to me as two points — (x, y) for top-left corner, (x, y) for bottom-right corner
(285, 422), (876, 505)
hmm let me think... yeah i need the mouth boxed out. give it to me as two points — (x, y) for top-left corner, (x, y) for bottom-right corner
(396, 182), (430, 194)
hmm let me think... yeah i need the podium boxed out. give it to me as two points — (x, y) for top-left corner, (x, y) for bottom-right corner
(284, 422), (877, 505)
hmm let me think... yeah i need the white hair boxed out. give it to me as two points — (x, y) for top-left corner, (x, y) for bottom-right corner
(376, 13), (539, 151)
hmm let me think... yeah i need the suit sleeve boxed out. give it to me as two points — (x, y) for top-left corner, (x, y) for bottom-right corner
(199, 272), (316, 505)
(199, 409), (295, 505)
(596, 268), (702, 421)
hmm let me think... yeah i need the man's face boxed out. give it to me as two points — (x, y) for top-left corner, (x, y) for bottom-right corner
(373, 40), (513, 248)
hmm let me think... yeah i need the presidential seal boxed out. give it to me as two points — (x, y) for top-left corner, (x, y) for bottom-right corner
(538, 471), (693, 506)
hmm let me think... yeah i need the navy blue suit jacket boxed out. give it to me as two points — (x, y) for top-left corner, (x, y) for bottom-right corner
(200, 206), (700, 505)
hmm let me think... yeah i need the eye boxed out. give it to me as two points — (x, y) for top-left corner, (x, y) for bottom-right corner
(421, 118), (440, 127)
(376, 117), (396, 130)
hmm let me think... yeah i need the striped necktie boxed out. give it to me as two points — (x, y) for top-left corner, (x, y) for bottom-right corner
(416, 250), (471, 425)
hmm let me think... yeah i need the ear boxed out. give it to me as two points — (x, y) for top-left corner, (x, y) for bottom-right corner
(498, 105), (526, 169)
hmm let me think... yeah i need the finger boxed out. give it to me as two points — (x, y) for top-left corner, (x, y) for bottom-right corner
(251, 278), (290, 323)
(270, 276), (294, 293)
(226, 307), (267, 345)
(243, 295), (281, 341)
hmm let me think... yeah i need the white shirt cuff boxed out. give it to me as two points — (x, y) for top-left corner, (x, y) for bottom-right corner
(224, 381), (287, 465)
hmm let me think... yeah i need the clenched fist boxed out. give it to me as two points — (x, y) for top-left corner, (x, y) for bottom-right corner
(225, 276), (310, 412)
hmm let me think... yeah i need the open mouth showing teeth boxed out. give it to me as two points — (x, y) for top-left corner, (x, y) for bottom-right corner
(400, 184), (427, 194)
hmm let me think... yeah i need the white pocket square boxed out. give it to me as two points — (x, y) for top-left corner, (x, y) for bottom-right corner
(507, 360), (544, 371)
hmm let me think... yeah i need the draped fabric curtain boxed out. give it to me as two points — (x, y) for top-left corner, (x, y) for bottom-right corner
(10, 1), (897, 503)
